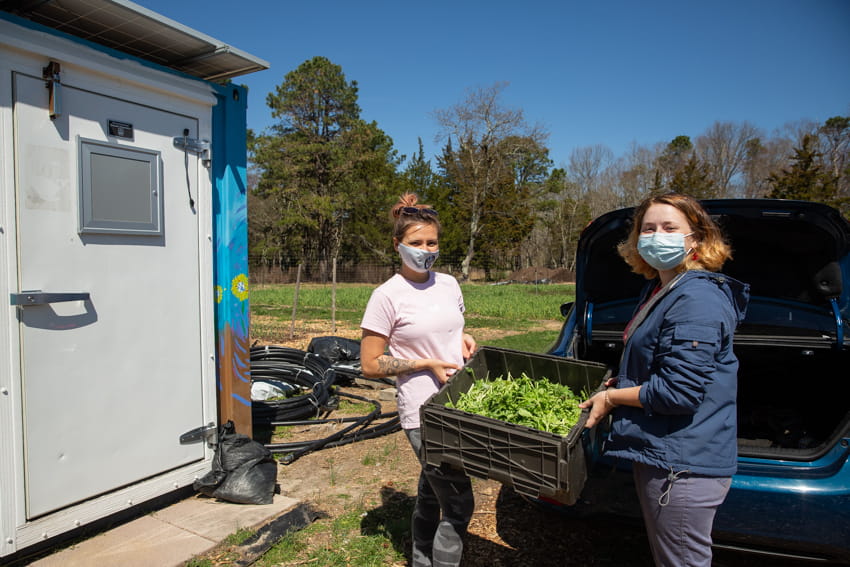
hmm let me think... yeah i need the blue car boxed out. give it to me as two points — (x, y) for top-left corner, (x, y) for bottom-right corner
(548, 199), (850, 563)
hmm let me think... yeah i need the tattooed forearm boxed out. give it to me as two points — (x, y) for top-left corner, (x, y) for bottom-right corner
(377, 355), (417, 376)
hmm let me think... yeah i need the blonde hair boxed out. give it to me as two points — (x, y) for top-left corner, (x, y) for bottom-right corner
(618, 193), (731, 279)
(390, 193), (441, 241)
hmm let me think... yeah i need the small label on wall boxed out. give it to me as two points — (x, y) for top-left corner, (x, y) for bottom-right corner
(108, 120), (134, 140)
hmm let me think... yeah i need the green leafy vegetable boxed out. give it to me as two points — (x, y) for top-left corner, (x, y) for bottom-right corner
(445, 373), (585, 436)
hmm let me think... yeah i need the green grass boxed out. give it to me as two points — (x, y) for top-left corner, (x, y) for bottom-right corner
(184, 527), (253, 567)
(485, 329), (562, 352)
(252, 283), (374, 326)
(461, 283), (574, 321)
(252, 281), (573, 321)
(223, 527), (255, 546)
(326, 457), (337, 486)
(360, 436), (402, 467)
(337, 397), (375, 415)
(255, 502), (411, 567)
(251, 281), (574, 352)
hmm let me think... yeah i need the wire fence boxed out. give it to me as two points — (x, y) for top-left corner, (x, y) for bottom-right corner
(250, 259), (394, 286)
(248, 256), (573, 286)
(249, 258), (576, 346)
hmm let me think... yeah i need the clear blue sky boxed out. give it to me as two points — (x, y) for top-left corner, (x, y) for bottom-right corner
(135, 0), (849, 168)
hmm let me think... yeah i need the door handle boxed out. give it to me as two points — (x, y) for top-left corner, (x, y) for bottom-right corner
(10, 291), (90, 306)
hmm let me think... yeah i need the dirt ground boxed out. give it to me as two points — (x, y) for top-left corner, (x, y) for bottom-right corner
(226, 325), (790, 567)
(261, 382), (662, 567)
(239, 324), (658, 566)
(253, 388), (803, 567)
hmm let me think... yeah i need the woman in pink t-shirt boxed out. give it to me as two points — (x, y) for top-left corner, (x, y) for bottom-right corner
(360, 193), (476, 567)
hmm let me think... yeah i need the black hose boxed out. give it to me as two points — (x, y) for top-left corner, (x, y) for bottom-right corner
(268, 412), (399, 427)
(270, 391), (382, 463)
(250, 346), (337, 423)
(249, 345), (402, 464)
(267, 416), (402, 454)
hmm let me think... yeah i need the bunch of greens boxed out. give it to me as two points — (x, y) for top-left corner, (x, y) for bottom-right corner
(445, 373), (586, 436)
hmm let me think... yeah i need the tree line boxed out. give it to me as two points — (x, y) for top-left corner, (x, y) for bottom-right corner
(248, 56), (850, 282)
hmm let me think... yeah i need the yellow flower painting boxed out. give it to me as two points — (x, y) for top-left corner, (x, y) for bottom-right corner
(231, 273), (249, 302)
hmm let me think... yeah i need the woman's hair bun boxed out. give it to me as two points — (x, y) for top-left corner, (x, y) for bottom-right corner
(391, 192), (419, 219)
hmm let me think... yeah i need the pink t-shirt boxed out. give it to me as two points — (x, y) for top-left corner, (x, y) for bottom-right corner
(360, 272), (466, 429)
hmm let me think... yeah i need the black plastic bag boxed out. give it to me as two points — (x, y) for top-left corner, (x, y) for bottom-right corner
(308, 336), (363, 385)
(193, 420), (277, 504)
(307, 336), (361, 363)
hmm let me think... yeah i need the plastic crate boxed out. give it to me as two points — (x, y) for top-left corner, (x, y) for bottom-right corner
(420, 346), (610, 505)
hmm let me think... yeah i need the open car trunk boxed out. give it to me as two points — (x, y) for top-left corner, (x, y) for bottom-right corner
(736, 344), (849, 458)
(577, 332), (850, 458)
(555, 198), (850, 462)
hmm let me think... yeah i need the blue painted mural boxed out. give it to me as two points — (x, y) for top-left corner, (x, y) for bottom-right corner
(211, 83), (252, 433)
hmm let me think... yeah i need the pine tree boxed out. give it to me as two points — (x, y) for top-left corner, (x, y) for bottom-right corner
(250, 57), (401, 279)
(669, 155), (717, 198)
(768, 135), (844, 213)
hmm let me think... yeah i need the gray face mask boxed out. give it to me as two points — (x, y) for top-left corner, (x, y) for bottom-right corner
(398, 243), (439, 273)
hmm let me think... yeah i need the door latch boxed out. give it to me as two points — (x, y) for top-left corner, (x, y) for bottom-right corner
(180, 422), (217, 447)
(10, 290), (90, 306)
(173, 132), (211, 168)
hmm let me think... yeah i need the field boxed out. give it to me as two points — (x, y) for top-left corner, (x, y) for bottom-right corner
(249, 281), (574, 352)
(189, 282), (761, 566)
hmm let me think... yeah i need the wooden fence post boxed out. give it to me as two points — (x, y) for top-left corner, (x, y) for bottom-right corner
(332, 257), (337, 333)
(290, 263), (302, 340)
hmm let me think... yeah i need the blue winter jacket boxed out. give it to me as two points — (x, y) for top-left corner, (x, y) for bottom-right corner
(604, 270), (750, 476)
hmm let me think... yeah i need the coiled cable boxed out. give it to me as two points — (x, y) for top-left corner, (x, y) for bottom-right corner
(251, 346), (338, 423)
(250, 344), (401, 464)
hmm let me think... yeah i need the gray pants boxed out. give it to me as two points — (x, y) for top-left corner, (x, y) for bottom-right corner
(405, 428), (475, 567)
(633, 462), (732, 567)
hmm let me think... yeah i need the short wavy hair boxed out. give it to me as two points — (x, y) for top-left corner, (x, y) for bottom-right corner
(617, 192), (731, 279)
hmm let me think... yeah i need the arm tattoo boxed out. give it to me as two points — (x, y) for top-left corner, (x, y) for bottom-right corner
(377, 355), (417, 376)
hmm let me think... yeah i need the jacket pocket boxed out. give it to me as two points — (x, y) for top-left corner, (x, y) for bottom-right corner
(669, 323), (720, 365)
(655, 322), (719, 353)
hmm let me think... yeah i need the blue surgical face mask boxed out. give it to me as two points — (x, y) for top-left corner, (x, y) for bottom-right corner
(398, 243), (439, 273)
(637, 232), (693, 271)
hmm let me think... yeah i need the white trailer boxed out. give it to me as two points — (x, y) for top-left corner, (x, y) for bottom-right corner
(0, 1), (267, 558)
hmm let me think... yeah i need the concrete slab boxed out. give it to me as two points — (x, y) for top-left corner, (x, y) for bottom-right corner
(379, 387), (398, 402)
(153, 494), (300, 541)
(29, 494), (301, 567)
(29, 515), (211, 567)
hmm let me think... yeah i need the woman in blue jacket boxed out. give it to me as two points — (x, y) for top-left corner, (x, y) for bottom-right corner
(581, 193), (749, 567)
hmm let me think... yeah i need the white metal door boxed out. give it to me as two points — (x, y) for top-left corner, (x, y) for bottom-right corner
(13, 73), (207, 518)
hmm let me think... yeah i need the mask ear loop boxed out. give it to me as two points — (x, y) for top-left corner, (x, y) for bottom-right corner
(684, 232), (698, 261)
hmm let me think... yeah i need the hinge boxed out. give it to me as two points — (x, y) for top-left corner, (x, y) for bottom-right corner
(174, 130), (211, 168)
(42, 60), (62, 119)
